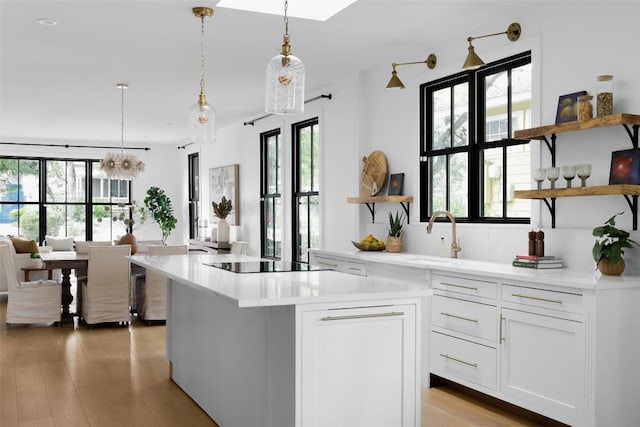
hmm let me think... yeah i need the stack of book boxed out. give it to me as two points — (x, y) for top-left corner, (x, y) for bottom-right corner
(512, 255), (563, 269)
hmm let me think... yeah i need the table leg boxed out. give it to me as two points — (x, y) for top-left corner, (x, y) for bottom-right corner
(60, 267), (73, 317)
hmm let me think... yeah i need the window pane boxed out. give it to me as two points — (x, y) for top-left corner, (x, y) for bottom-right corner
(449, 152), (468, 217)
(506, 144), (531, 218)
(512, 63), (532, 135)
(429, 156), (446, 212)
(46, 160), (66, 202)
(274, 197), (282, 258)
(68, 205), (86, 240)
(92, 204), (114, 241)
(485, 70), (508, 142)
(298, 196), (310, 263)
(46, 204), (86, 238)
(299, 127), (312, 192)
(482, 147), (503, 217)
(432, 88), (451, 150)
(453, 83), (469, 147)
(266, 134), (281, 194)
(312, 124), (319, 192)
(309, 195), (319, 251)
(46, 204), (65, 236)
(67, 161), (86, 203)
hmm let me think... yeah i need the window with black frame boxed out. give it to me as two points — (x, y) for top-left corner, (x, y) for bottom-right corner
(420, 51), (532, 223)
(260, 129), (282, 259)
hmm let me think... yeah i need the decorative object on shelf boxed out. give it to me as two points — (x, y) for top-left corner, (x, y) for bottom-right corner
(209, 164), (239, 225)
(212, 196), (233, 244)
(143, 186), (177, 244)
(535, 230), (544, 257)
(533, 168), (546, 189)
(577, 95), (593, 121)
(190, 6), (216, 144)
(387, 173), (404, 196)
(265, 0), (305, 114)
(528, 230), (536, 256)
(100, 83), (145, 180)
(562, 165), (576, 188)
(577, 163), (591, 187)
(386, 53), (436, 89)
(596, 75), (614, 117)
(546, 166), (559, 189)
(386, 211), (404, 253)
(112, 201), (147, 255)
(117, 232), (138, 255)
(352, 234), (385, 251)
(555, 91), (587, 124)
(609, 149), (640, 185)
(360, 151), (387, 197)
(462, 22), (521, 69)
(592, 212), (639, 276)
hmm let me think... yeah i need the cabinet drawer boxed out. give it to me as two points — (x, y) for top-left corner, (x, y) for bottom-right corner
(432, 295), (497, 341)
(430, 331), (497, 391)
(502, 284), (583, 314)
(344, 261), (366, 276)
(311, 255), (344, 271)
(432, 274), (497, 300)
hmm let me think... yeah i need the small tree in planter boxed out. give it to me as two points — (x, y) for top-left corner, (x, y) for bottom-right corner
(592, 212), (639, 275)
(143, 186), (177, 244)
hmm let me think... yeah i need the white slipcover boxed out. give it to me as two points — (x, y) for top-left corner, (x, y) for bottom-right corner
(0, 236), (60, 292)
(81, 245), (131, 325)
(1, 243), (61, 325)
(137, 245), (187, 322)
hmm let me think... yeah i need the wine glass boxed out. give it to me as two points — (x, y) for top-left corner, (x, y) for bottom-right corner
(546, 167), (560, 189)
(562, 165), (576, 188)
(577, 164), (592, 187)
(533, 168), (546, 189)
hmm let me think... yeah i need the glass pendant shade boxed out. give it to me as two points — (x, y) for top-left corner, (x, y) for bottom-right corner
(265, 50), (305, 114)
(189, 95), (216, 144)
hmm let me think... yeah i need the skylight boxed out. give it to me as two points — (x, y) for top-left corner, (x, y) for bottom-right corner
(217, 0), (358, 21)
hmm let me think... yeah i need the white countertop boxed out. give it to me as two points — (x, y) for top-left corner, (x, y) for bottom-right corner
(129, 253), (430, 308)
(312, 249), (640, 291)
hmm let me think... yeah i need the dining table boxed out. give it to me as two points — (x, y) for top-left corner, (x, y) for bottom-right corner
(39, 251), (88, 321)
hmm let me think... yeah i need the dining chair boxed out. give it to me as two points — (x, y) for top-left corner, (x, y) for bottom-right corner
(81, 245), (131, 326)
(75, 240), (112, 254)
(230, 241), (248, 255)
(1, 243), (61, 326)
(136, 244), (187, 323)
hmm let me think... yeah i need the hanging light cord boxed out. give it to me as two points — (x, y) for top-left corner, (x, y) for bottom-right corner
(284, 0), (289, 37)
(120, 85), (125, 153)
(199, 13), (206, 97)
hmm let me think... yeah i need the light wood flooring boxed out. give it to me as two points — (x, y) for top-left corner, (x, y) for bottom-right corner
(0, 294), (564, 427)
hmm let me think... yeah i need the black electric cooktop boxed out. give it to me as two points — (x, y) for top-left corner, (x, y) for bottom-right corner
(204, 260), (328, 274)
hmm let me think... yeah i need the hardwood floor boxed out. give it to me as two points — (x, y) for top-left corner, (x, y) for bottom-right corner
(0, 294), (563, 427)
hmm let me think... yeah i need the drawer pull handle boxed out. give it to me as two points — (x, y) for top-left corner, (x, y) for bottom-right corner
(440, 312), (478, 323)
(499, 314), (505, 343)
(441, 282), (478, 292)
(317, 261), (338, 268)
(440, 353), (478, 368)
(511, 293), (563, 304)
(321, 312), (404, 321)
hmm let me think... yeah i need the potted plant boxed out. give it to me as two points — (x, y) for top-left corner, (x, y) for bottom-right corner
(143, 186), (177, 244)
(592, 211), (639, 275)
(212, 196), (233, 243)
(386, 211), (404, 253)
(29, 252), (42, 268)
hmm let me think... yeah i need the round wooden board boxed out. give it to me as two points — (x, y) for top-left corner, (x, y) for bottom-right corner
(360, 151), (388, 196)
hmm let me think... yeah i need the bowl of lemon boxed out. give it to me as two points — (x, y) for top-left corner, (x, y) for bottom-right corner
(352, 234), (385, 251)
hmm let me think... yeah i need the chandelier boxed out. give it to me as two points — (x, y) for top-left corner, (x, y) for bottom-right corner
(265, 0), (305, 114)
(189, 6), (215, 144)
(100, 83), (145, 180)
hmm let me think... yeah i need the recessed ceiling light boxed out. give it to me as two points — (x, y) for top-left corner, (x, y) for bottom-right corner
(217, 0), (357, 21)
(37, 18), (58, 26)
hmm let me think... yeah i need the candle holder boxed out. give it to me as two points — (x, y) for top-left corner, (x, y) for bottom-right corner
(577, 164), (591, 187)
(533, 168), (546, 189)
(546, 167), (560, 189)
(562, 165), (576, 188)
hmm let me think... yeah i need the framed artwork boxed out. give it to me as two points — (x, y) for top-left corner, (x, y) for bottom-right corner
(209, 164), (239, 225)
(387, 173), (404, 196)
(609, 149), (640, 185)
(555, 91), (587, 124)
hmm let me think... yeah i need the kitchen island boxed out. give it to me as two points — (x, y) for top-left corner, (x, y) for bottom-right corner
(129, 253), (429, 427)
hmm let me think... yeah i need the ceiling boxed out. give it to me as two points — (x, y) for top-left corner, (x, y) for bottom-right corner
(0, 0), (527, 148)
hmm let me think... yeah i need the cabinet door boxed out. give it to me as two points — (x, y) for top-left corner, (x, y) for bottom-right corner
(500, 308), (584, 425)
(300, 304), (417, 427)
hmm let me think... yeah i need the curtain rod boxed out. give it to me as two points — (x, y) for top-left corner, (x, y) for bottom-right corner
(0, 141), (150, 151)
(177, 142), (195, 150)
(243, 94), (332, 126)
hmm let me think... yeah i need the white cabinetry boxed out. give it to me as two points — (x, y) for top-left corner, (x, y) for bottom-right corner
(309, 252), (367, 276)
(297, 301), (420, 427)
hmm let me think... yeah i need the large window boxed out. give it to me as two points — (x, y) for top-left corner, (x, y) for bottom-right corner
(188, 153), (200, 240)
(0, 156), (132, 243)
(260, 129), (283, 259)
(292, 118), (320, 263)
(420, 51), (532, 223)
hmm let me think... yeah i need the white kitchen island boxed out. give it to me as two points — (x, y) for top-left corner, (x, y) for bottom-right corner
(129, 253), (429, 427)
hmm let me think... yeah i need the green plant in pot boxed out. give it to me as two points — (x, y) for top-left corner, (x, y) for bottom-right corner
(143, 186), (177, 244)
(592, 212), (639, 275)
(212, 196), (233, 243)
(386, 211), (405, 253)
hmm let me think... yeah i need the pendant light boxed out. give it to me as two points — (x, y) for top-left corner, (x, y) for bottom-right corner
(190, 7), (215, 144)
(100, 83), (145, 180)
(265, 0), (305, 114)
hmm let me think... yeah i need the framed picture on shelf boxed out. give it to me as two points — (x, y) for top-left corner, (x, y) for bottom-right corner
(555, 91), (587, 124)
(609, 149), (640, 185)
(209, 164), (240, 225)
(387, 173), (404, 196)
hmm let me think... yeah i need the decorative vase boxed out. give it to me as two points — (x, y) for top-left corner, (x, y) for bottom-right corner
(117, 232), (138, 255)
(598, 258), (625, 276)
(210, 225), (218, 242)
(386, 232), (403, 253)
(29, 257), (43, 268)
(217, 218), (230, 244)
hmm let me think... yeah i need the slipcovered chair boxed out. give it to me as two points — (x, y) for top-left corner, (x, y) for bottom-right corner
(1, 243), (61, 326)
(136, 244), (187, 323)
(81, 245), (131, 325)
(74, 240), (112, 254)
(230, 241), (248, 255)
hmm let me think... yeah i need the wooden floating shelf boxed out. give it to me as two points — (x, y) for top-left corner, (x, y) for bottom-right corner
(514, 114), (640, 140)
(347, 195), (414, 204)
(514, 184), (640, 199)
